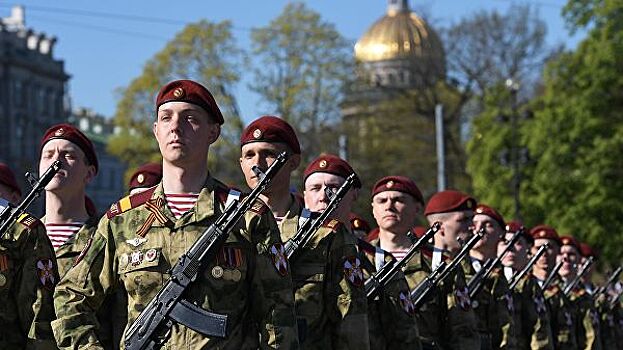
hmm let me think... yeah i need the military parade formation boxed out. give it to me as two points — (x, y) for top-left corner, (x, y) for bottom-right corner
(1, 79), (622, 349)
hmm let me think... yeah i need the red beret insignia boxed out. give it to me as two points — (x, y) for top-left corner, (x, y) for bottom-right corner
(372, 176), (424, 205)
(173, 87), (184, 98)
(253, 129), (262, 139)
(385, 180), (394, 188)
(54, 128), (64, 137)
(319, 160), (327, 168)
(137, 173), (145, 184)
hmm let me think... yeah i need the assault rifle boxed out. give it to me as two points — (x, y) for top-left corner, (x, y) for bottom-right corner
(563, 256), (594, 297)
(467, 229), (522, 299)
(595, 266), (622, 296)
(508, 243), (549, 290)
(0, 160), (61, 239)
(284, 173), (357, 259)
(365, 222), (441, 299)
(411, 228), (485, 308)
(541, 260), (563, 291)
(124, 152), (287, 350)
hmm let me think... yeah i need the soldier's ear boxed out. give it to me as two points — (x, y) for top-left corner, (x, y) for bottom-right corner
(287, 153), (301, 171)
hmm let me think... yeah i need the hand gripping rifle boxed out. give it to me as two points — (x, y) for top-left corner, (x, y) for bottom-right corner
(411, 228), (485, 308)
(365, 222), (441, 299)
(541, 260), (563, 291)
(508, 243), (549, 290)
(124, 152), (287, 350)
(0, 160), (61, 239)
(467, 229), (522, 299)
(284, 173), (357, 259)
(595, 266), (622, 296)
(563, 256), (595, 297)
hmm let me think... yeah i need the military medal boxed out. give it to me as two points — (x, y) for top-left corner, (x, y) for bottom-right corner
(0, 273), (6, 287)
(231, 269), (241, 282)
(130, 251), (143, 266)
(212, 266), (224, 279)
(222, 269), (232, 281)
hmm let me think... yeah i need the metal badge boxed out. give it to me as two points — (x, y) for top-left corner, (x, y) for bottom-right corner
(222, 269), (232, 281)
(0, 273), (6, 287)
(145, 248), (157, 262)
(130, 251), (143, 266)
(126, 237), (148, 248)
(212, 266), (224, 279)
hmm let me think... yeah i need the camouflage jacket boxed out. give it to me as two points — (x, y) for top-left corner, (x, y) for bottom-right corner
(0, 210), (58, 349)
(462, 259), (512, 349)
(51, 177), (299, 349)
(363, 238), (421, 350)
(542, 277), (578, 350)
(280, 197), (370, 350)
(403, 249), (480, 350)
(569, 286), (603, 350)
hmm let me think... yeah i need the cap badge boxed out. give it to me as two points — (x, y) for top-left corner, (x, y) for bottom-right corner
(253, 129), (262, 139)
(476, 207), (483, 214)
(385, 180), (394, 189)
(353, 219), (361, 228)
(319, 160), (328, 168)
(173, 87), (185, 98)
(137, 173), (145, 184)
(54, 128), (65, 137)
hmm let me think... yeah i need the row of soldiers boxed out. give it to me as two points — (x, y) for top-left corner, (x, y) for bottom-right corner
(0, 78), (620, 349)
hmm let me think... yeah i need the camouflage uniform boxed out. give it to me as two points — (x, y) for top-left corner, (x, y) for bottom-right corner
(569, 286), (603, 350)
(0, 211), (58, 349)
(507, 273), (554, 349)
(279, 196), (370, 350)
(363, 238), (421, 350)
(542, 278), (578, 350)
(52, 177), (299, 349)
(403, 249), (480, 350)
(597, 292), (617, 350)
(462, 259), (512, 349)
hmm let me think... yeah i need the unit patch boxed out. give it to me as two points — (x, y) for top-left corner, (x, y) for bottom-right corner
(343, 256), (364, 287)
(399, 290), (416, 315)
(454, 286), (471, 310)
(37, 259), (55, 290)
(504, 292), (514, 313)
(269, 243), (288, 276)
(534, 295), (547, 315)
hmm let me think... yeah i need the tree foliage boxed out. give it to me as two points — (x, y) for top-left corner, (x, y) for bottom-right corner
(249, 2), (354, 165)
(108, 20), (245, 184)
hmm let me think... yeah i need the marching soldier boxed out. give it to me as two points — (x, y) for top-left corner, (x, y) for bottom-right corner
(467, 204), (512, 349)
(52, 79), (299, 349)
(499, 223), (554, 349)
(530, 224), (578, 349)
(127, 162), (162, 195)
(0, 163), (58, 348)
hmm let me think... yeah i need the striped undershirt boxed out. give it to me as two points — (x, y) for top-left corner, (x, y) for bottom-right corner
(165, 193), (199, 219)
(46, 222), (83, 250)
(390, 250), (409, 261)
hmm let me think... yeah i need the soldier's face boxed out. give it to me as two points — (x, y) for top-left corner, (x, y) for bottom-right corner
(39, 139), (95, 193)
(240, 142), (299, 192)
(303, 172), (355, 223)
(371, 191), (420, 234)
(557, 245), (579, 278)
(472, 214), (503, 255)
(532, 238), (559, 272)
(499, 233), (529, 269)
(154, 101), (220, 167)
(438, 210), (473, 253)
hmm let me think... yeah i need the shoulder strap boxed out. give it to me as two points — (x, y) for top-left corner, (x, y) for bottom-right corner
(107, 186), (156, 219)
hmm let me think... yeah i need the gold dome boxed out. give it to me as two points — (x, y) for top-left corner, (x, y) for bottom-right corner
(355, 5), (444, 63)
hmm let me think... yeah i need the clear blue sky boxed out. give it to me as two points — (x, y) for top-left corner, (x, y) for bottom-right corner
(0, 0), (583, 124)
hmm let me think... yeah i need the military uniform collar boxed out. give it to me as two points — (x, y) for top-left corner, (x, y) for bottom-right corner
(279, 193), (302, 241)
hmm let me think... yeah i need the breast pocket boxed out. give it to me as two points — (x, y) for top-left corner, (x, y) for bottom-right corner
(293, 263), (326, 321)
(200, 244), (249, 297)
(118, 247), (164, 302)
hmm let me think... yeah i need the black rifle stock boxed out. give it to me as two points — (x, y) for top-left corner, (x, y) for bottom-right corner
(365, 222), (441, 299)
(467, 229), (522, 299)
(541, 260), (563, 291)
(124, 152), (287, 350)
(410, 228), (485, 308)
(0, 160), (61, 239)
(563, 256), (594, 297)
(508, 243), (549, 290)
(284, 173), (356, 259)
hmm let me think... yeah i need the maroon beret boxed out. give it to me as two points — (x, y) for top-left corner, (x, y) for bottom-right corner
(371, 176), (424, 205)
(241, 116), (300, 154)
(350, 212), (371, 233)
(424, 190), (476, 216)
(559, 235), (581, 252)
(0, 163), (21, 197)
(579, 242), (598, 259)
(128, 162), (162, 191)
(365, 227), (379, 242)
(40, 123), (98, 173)
(303, 154), (361, 188)
(412, 226), (427, 238)
(156, 79), (224, 125)
(529, 224), (562, 246)
(506, 220), (533, 244)
(475, 204), (505, 229)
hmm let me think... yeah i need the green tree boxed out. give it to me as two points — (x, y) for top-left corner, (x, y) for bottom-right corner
(108, 20), (245, 185)
(250, 2), (354, 169)
(521, 0), (623, 262)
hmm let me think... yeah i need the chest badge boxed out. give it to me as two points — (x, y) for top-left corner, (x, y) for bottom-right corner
(37, 259), (55, 290)
(126, 237), (148, 248)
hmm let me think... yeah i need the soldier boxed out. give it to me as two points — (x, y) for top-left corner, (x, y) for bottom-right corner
(412, 190), (481, 349)
(558, 235), (603, 350)
(52, 79), (299, 349)
(0, 163), (58, 348)
(127, 162), (162, 195)
(468, 204), (512, 349)
(500, 223), (554, 349)
(239, 118), (369, 349)
(530, 224), (577, 349)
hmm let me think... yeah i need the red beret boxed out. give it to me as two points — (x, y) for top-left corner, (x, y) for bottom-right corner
(0, 163), (21, 197)
(128, 162), (162, 191)
(371, 176), (424, 205)
(241, 116), (300, 154)
(156, 79), (224, 125)
(303, 154), (361, 188)
(350, 212), (371, 233)
(412, 226), (427, 238)
(424, 190), (476, 216)
(505, 221), (533, 244)
(365, 227), (379, 242)
(475, 204), (505, 229)
(529, 224), (562, 246)
(559, 235), (580, 252)
(40, 123), (98, 173)
(579, 242), (598, 259)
